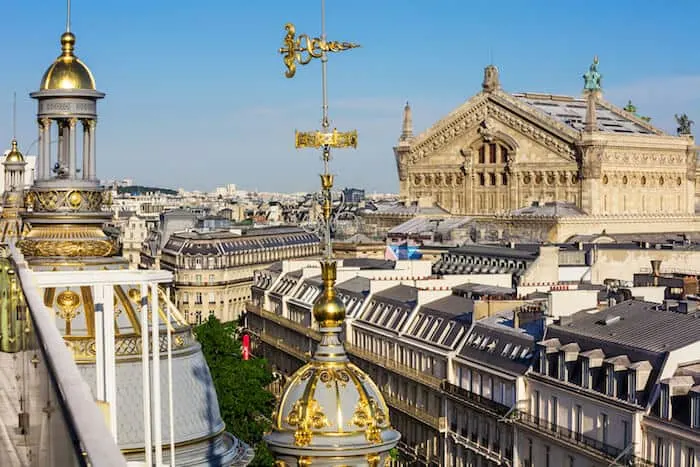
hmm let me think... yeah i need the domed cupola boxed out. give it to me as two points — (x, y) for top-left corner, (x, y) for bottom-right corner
(40, 31), (96, 90)
(265, 261), (401, 466)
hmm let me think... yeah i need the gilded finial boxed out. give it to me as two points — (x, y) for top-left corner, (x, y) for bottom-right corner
(60, 32), (76, 56)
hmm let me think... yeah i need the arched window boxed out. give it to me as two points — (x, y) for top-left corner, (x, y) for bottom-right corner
(476, 142), (511, 166)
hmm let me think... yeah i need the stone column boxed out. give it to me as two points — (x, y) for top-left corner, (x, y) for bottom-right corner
(68, 118), (77, 178)
(36, 119), (44, 180)
(58, 121), (66, 166)
(88, 120), (97, 180)
(41, 118), (51, 179)
(82, 120), (90, 180)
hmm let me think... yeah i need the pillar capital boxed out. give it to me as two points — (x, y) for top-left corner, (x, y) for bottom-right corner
(39, 117), (51, 129)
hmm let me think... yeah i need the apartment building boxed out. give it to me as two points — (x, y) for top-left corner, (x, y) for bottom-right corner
(246, 255), (700, 467)
(523, 300), (700, 467)
(161, 226), (319, 324)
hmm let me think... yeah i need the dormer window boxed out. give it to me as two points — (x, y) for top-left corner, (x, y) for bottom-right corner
(605, 365), (616, 397)
(628, 370), (637, 403)
(659, 384), (670, 419)
(692, 393), (700, 428)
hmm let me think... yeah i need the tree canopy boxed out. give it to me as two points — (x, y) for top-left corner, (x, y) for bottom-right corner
(194, 316), (275, 466)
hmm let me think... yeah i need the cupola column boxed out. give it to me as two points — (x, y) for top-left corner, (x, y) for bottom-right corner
(82, 120), (90, 180)
(88, 120), (97, 180)
(37, 119), (44, 179)
(68, 118), (77, 178)
(40, 118), (51, 180)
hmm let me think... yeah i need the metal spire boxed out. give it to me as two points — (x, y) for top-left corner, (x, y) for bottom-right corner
(278, 0), (359, 260)
(66, 0), (71, 32)
(12, 92), (16, 140)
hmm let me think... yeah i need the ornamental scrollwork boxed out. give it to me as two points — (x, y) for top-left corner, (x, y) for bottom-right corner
(17, 239), (118, 258)
(285, 398), (330, 447)
(350, 397), (387, 443)
(24, 189), (105, 212)
(298, 190), (361, 240)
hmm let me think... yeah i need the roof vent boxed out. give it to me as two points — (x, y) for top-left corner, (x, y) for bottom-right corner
(597, 315), (621, 326)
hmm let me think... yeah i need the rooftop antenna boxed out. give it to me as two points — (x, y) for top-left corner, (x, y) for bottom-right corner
(66, 0), (71, 32)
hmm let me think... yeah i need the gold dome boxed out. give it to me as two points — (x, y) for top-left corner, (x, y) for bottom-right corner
(40, 32), (96, 90)
(5, 140), (24, 163)
(265, 259), (400, 465)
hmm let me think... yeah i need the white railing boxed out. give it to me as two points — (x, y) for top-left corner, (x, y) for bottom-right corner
(10, 244), (127, 466)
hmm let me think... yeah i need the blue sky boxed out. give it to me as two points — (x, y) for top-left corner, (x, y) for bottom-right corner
(2, 1), (699, 193)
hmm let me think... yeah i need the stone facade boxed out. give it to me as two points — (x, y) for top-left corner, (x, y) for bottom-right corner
(159, 226), (320, 324)
(393, 65), (699, 241)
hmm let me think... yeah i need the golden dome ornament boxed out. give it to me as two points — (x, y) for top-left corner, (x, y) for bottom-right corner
(5, 140), (25, 163)
(265, 3), (400, 464)
(40, 31), (96, 91)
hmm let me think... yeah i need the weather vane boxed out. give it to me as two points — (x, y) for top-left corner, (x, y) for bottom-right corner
(279, 0), (360, 259)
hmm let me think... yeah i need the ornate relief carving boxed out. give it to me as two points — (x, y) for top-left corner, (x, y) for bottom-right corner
(408, 100), (488, 163)
(581, 145), (603, 179)
(25, 188), (104, 212)
(478, 119), (497, 142)
(286, 398), (330, 447)
(18, 239), (118, 258)
(488, 106), (576, 160)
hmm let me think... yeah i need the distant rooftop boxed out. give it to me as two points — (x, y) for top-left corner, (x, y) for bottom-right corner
(551, 300), (700, 353)
(514, 93), (661, 135)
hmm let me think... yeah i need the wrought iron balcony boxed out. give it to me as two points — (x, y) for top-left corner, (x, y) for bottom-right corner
(346, 342), (443, 390)
(516, 411), (623, 461)
(441, 381), (512, 417)
(384, 392), (447, 431)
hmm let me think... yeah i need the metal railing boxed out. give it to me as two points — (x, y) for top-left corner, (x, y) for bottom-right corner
(441, 381), (512, 417)
(516, 411), (622, 461)
(1, 251), (126, 466)
(346, 342), (443, 390)
(384, 392), (447, 431)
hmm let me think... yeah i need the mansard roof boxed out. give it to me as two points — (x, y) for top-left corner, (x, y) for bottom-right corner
(458, 312), (537, 376)
(405, 295), (473, 348)
(549, 300), (700, 353)
(374, 284), (418, 305)
(163, 226), (319, 255)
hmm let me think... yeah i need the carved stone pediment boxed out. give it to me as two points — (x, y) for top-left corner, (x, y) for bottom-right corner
(405, 90), (578, 166)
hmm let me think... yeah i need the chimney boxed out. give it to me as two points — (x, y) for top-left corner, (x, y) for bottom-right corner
(513, 309), (520, 329)
(650, 259), (662, 286)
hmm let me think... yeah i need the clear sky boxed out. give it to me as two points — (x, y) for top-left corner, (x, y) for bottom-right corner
(2, 1), (699, 193)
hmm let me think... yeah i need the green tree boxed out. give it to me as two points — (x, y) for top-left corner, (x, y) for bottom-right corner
(194, 316), (275, 466)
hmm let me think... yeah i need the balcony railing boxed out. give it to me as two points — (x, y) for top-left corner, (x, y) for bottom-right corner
(441, 381), (512, 417)
(0, 251), (125, 466)
(252, 329), (311, 363)
(516, 411), (622, 461)
(246, 302), (321, 340)
(384, 392), (447, 431)
(346, 342), (443, 390)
